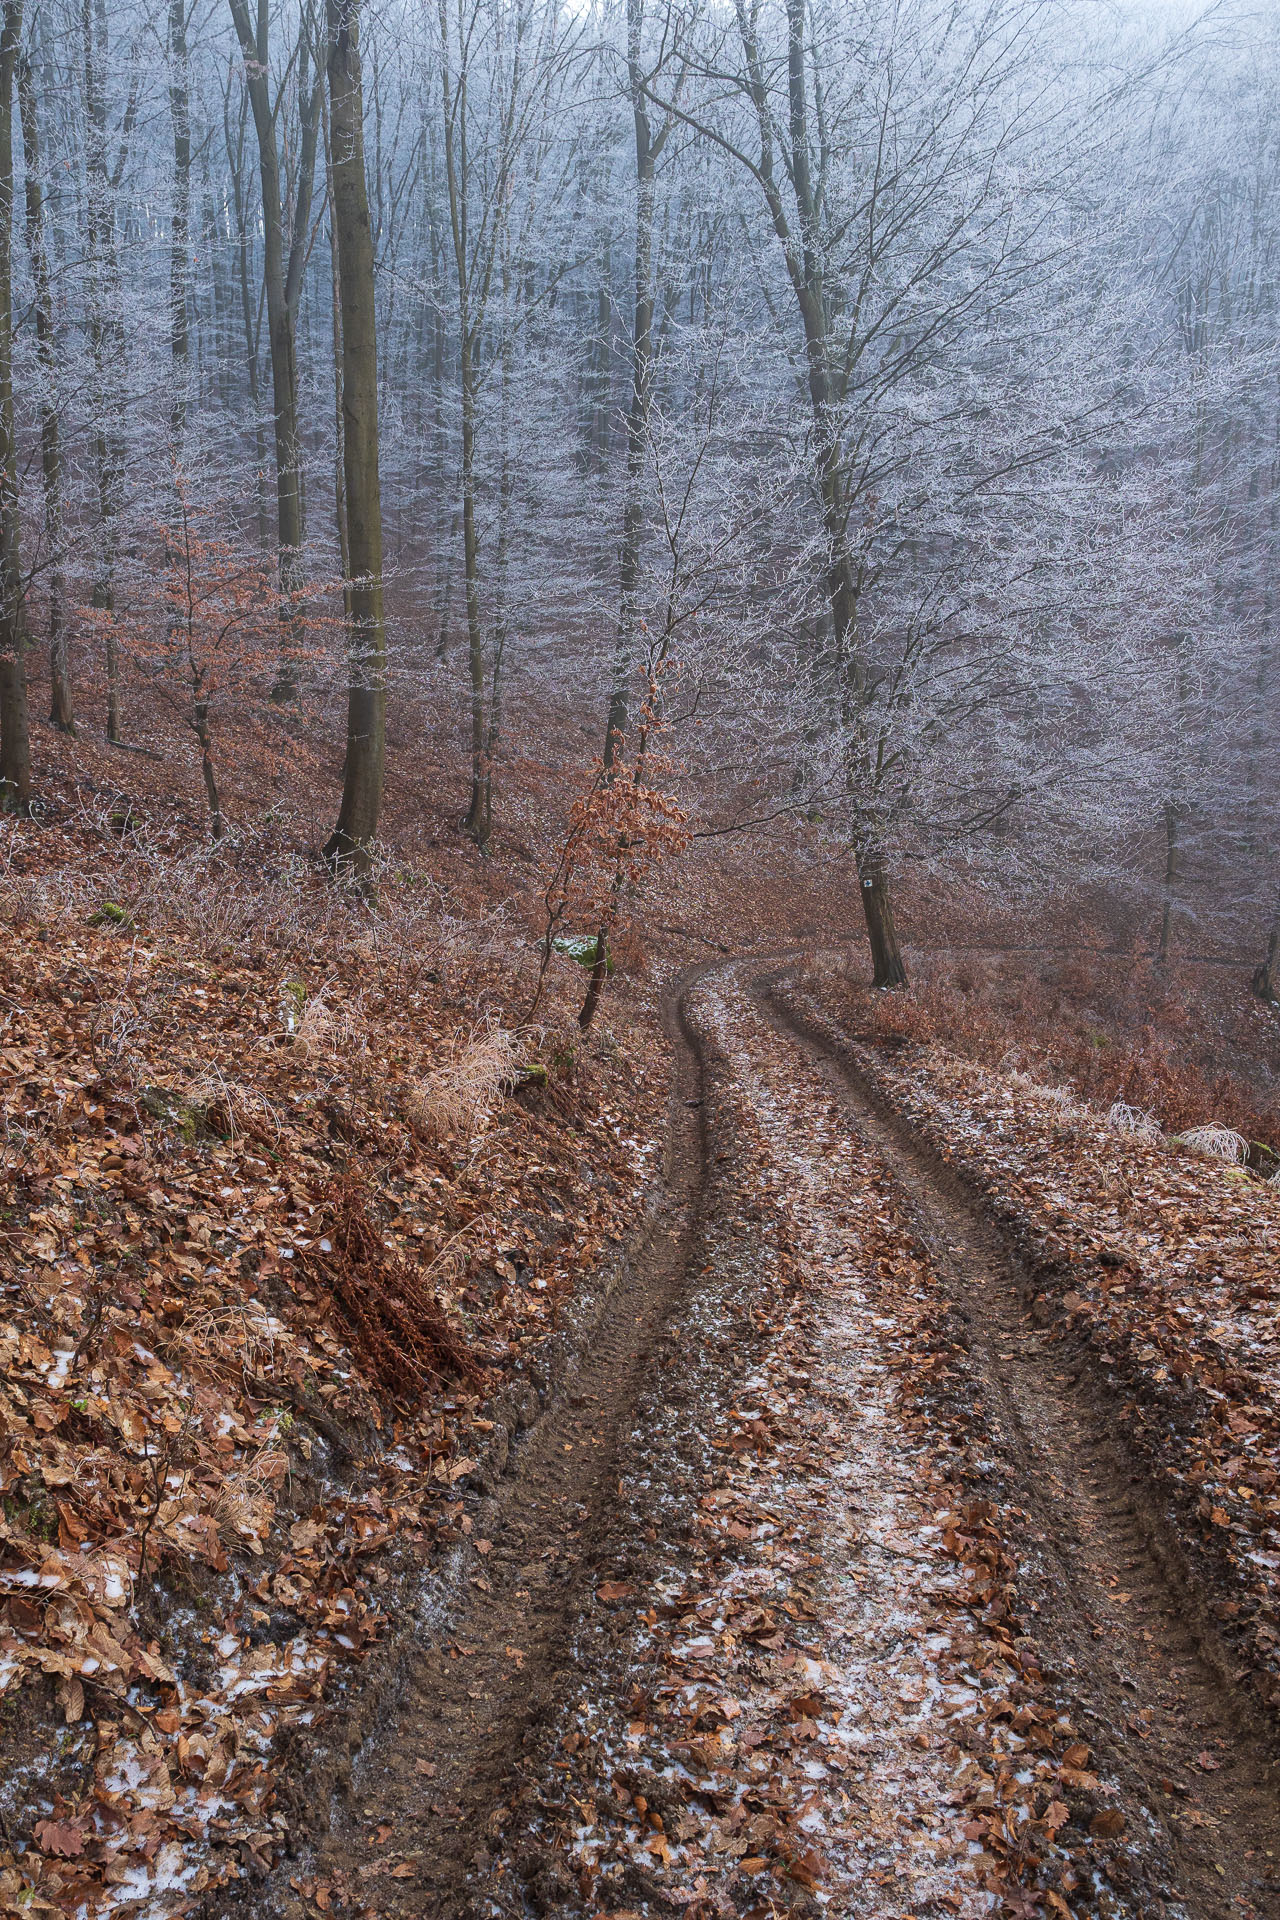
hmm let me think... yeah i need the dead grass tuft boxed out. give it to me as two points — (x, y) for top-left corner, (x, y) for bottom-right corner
(1107, 1101), (1163, 1140)
(408, 1023), (522, 1143)
(213, 1447), (288, 1552)
(291, 988), (367, 1061)
(183, 1066), (283, 1143)
(1175, 1124), (1250, 1164)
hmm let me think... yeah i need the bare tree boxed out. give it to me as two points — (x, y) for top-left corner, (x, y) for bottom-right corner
(226, 0), (322, 694)
(17, 46), (69, 734)
(433, 0), (580, 851)
(641, 0), (1098, 984)
(322, 0), (385, 871)
(81, 0), (138, 745)
(0, 0), (26, 809)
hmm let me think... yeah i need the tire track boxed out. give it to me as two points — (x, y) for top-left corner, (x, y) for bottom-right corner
(244, 950), (1280, 1920)
(761, 968), (1280, 1920)
(248, 974), (714, 1920)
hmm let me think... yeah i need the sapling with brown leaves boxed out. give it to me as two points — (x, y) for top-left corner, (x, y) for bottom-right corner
(530, 663), (689, 1029)
(95, 472), (317, 841)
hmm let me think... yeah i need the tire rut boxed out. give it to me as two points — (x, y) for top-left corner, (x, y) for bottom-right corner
(761, 970), (1280, 1920)
(261, 979), (712, 1919)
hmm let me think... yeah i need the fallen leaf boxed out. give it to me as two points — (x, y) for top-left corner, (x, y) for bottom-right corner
(1043, 1799), (1069, 1836)
(34, 1820), (86, 1858)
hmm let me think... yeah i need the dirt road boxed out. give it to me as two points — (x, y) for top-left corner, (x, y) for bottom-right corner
(256, 960), (1280, 1920)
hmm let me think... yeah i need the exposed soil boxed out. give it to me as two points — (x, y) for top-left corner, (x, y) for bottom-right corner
(761, 967), (1280, 1920)
(236, 956), (1280, 1920)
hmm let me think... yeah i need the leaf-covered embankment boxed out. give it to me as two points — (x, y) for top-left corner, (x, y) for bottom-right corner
(0, 835), (664, 1917)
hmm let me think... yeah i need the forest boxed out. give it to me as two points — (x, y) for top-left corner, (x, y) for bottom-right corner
(0, 0), (1276, 978)
(1, 0), (1280, 1916)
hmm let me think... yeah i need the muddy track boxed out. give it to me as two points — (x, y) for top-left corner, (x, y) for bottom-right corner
(759, 967), (1280, 1920)
(255, 973), (716, 1920)
(246, 952), (1280, 1920)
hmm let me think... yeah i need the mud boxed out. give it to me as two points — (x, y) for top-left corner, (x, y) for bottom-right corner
(234, 957), (1280, 1920)
(242, 975), (713, 1919)
(764, 967), (1280, 1920)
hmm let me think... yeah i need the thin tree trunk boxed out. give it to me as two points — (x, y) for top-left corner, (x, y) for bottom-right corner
(193, 702), (223, 840)
(459, 342), (488, 848)
(83, 0), (128, 745)
(226, 0), (321, 697)
(436, 508), (459, 660)
(224, 87), (269, 548)
(578, 1), (665, 1027)
(1254, 895), (1280, 1003)
(1157, 799), (1181, 967)
(322, 0), (385, 872)
(16, 50), (69, 735)
(432, 282), (453, 654)
(168, 0), (190, 448)
(587, 264), (610, 469)
(322, 89), (349, 584)
(727, 0), (908, 988)
(603, 0), (660, 774)
(579, 938), (609, 1030)
(479, 279), (514, 841)
(0, 0), (27, 813)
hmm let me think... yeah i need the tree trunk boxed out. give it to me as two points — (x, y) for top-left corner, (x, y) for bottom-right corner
(323, 93), (350, 584)
(467, 250), (518, 846)
(857, 847), (907, 988)
(436, 509), (459, 660)
(590, 268), (610, 470)
(225, 90), (269, 549)
(1252, 894), (1279, 1003)
(603, 0), (659, 771)
(478, 300), (514, 845)
(1157, 799), (1181, 967)
(579, 936), (609, 1030)
(0, 0), (28, 813)
(193, 704), (222, 840)
(730, 0), (907, 964)
(226, 0), (321, 697)
(459, 344), (489, 849)
(168, 0), (190, 448)
(83, 0), (127, 745)
(579, 1), (664, 1029)
(322, 0), (386, 873)
(18, 54), (70, 735)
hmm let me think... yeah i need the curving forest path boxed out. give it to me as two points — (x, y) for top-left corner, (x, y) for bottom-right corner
(254, 959), (1280, 1920)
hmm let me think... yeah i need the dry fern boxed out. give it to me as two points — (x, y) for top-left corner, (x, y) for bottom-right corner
(299, 1173), (483, 1399)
